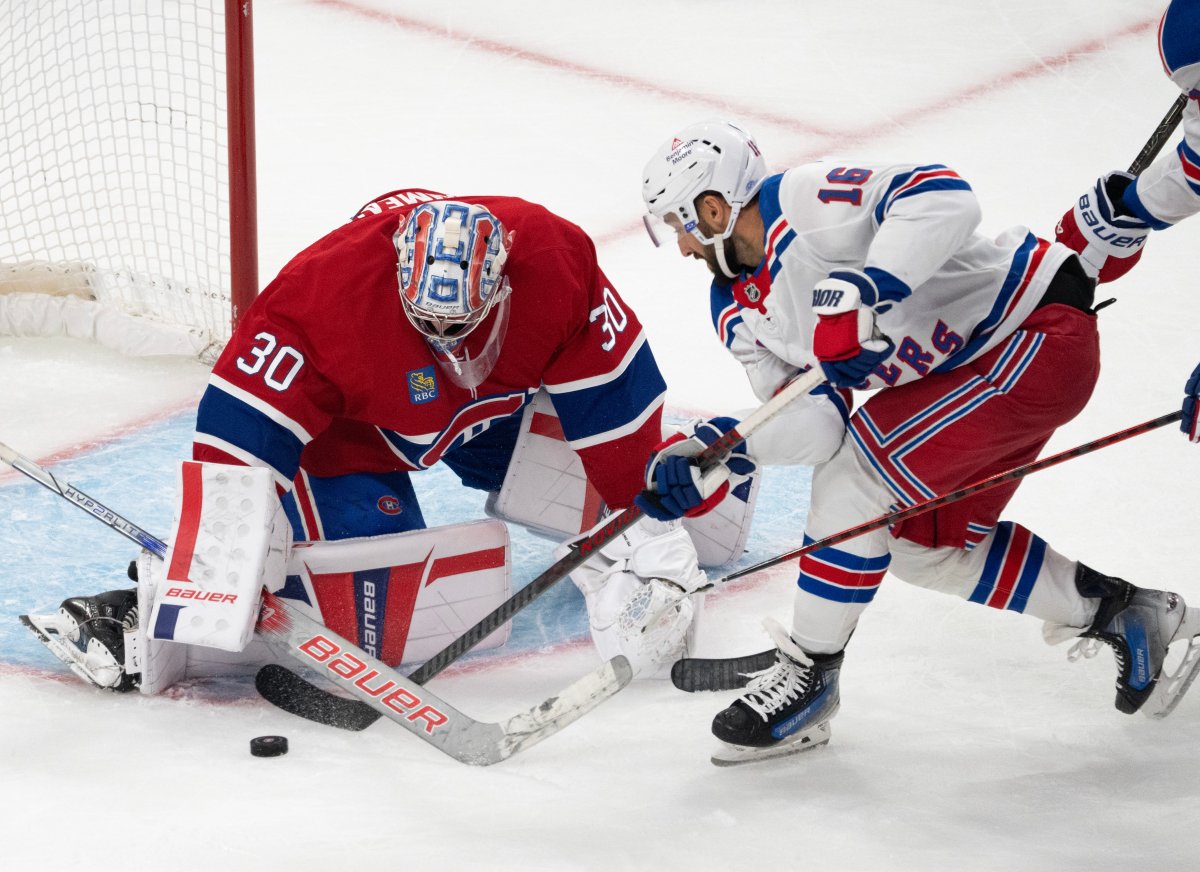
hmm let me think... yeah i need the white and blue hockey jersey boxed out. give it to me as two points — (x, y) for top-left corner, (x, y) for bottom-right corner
(713, 163), (1073, 395)
(708, 162), (1075, 468)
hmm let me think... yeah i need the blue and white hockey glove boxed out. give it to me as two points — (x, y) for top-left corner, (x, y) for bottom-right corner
(1183, 363), (1200, 443)
(635, 417), (757, 521)
(1055, 171), (1150, 284)
(811, 269), (895, 387)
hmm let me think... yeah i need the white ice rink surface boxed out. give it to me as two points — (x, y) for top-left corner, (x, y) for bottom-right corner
(3, 1), (1200, 869)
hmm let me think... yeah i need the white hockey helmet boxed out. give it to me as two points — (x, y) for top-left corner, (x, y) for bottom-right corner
(394, 200), (512, 343)
(641, 120), (767, 249)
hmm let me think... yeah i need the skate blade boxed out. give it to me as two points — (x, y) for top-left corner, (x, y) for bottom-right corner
(1144, 604), (1200, 720)
(710, 720), (832, 767)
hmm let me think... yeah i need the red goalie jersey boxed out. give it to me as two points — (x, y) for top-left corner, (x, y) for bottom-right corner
(193, 190), (667, 535)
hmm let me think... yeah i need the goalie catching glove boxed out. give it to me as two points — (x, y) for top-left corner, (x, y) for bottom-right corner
(635, 417), (757, 522)
(1055, 171), (1150, 283)
(562, 515), (707, 678)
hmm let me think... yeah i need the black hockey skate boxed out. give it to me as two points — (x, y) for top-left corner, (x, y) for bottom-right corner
(710, 618), (841, 766)
(20, 589), (140, 692)
(1074, 564), (1200, 718)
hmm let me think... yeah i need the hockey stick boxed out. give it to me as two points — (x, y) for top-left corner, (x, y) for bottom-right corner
(256, 367), (828, 729)
(0, 440), (632, 765)
(671, 410), (1183, 691)
(1128, 93), (1188, 175)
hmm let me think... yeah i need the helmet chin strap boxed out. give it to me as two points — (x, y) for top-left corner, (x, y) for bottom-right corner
(713, 239), (738, 279)
(708, 204), (742, 280)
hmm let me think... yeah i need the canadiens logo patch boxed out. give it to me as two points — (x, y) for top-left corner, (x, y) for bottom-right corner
(407, 366), (438, 404)
(377, 495), (403, 515)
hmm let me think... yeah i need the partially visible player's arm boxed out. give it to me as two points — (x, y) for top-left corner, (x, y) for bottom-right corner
(1057, 3), (1200, 281)
(1125, 1), (1200, 229)
(1124, 97), (1200, 229)
(837, 163), (981, 305)
(712, 282), (850, 464)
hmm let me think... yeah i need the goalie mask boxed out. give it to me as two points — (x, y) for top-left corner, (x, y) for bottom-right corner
(641, 120), (767, 279)
(395, 200), (513, 389)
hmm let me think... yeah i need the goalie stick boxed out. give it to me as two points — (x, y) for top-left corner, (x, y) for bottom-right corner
(0, 440), (632, 765)
(255, 367), (829, 730)
(672, 410), (1185, 692)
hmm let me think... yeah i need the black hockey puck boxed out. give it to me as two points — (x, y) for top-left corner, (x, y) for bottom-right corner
(250, 735), (288, 758)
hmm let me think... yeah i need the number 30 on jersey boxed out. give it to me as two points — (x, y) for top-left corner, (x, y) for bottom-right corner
(589, 287), (628, 352)
(236, 332), (305, 391)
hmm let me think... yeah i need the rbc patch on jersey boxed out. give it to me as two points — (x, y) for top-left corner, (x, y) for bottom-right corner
(407, 366), (438, 404)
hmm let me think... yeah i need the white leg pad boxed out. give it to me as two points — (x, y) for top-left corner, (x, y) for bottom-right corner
(147, 461), (291, 653)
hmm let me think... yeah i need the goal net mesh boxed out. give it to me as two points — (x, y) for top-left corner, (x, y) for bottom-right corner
(0, 1), (236, 351)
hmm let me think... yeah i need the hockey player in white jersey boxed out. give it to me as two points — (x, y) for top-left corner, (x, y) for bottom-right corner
(638, 55), (1200, 761)
(1055, 0), (1200, 443)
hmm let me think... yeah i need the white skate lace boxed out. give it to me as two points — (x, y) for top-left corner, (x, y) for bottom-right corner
(1067, 638), (1103, 662)
(742, 657), (813, 719)
(741, 617), (817, 720)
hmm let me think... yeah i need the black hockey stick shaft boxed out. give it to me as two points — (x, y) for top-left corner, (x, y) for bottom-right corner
(1129, 93), (1188, 174)
(710, 411), (1182, 588)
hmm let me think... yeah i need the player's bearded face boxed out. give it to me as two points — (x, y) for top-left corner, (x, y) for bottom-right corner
(667, 216), (744, 278)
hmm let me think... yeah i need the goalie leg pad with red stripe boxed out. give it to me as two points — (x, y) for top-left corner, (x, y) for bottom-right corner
(147, 461), (291, 653)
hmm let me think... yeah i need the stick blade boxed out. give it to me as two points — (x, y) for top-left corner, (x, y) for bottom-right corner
(494, 655), (633, 762)
(255, 664), (380, 731)
(671, 649), (776, 692)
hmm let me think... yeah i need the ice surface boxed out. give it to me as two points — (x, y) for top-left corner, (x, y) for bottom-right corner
(1, 1), (1198, 870)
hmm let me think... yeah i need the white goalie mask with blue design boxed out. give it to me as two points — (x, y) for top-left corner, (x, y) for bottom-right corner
(395, 200), (513, 389)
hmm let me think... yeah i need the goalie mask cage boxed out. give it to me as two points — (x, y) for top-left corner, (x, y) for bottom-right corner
(0, 0), (258, 360)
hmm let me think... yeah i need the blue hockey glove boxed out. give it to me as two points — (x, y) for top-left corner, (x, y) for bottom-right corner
(635, 417), (757, 521)
(811, 269), (895, 387)
(1183, 363), (1200, 443)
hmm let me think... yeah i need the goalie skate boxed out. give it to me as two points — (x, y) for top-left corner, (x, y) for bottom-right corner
(19, 590), (140, 692)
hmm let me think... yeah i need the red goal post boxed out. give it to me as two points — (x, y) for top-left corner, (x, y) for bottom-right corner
(0, 0), (258, 361)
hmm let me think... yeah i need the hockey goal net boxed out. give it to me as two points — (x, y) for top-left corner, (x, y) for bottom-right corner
(0, 0), (257, 360)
